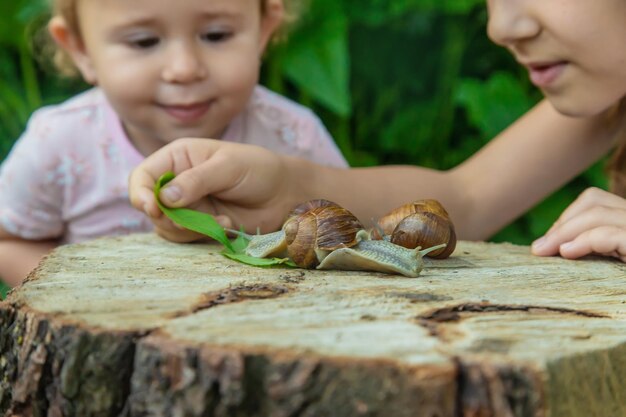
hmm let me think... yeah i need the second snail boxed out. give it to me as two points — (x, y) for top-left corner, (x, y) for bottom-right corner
(231, 199), (457, 277)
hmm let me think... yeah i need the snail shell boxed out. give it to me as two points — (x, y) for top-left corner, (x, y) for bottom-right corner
(373, 199), (456, 259)
(284, 200), (363, 268)
(244, 199), (338, 259)
(244, 199), (363, 268)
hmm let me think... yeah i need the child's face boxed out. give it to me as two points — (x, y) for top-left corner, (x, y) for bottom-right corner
(487, 0), (626, 117)
(66, 0), (280, 153)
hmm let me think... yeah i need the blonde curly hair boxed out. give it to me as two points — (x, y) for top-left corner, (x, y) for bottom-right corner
(48, 0), (297, 76)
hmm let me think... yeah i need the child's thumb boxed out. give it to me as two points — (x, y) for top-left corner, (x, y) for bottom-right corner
(160, 184), (183, 206)
(158, 167), (217, 207)
(160, 158), (247, 208)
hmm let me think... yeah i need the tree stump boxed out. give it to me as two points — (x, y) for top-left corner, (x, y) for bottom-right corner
(0, 233), (624, 417)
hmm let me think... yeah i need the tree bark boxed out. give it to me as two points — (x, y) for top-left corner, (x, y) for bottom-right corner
(0, 233), (624, 417)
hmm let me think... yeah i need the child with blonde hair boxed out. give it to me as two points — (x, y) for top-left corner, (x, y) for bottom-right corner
(0, 0), (347, 286)
(130, 0), (626, 262)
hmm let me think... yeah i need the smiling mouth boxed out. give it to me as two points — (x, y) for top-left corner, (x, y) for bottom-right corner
(159, 101), (213, 123)
(525, 62), (567, 88)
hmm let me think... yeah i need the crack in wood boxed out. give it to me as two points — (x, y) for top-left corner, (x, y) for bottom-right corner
(454, 358), (545, 417)
(169, 284), (292, 319)
(415, 302), (608, 338)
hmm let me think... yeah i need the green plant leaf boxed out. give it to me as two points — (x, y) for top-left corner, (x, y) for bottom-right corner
(154, 172), (234, 253)
(277, 5), (351, 116)
(222, 251), (295, 267)
(456, 72), (536, 140)
(154, 172), (295, 268)
(0, 279), (9, 300)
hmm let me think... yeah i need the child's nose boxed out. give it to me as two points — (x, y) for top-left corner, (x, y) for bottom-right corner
(486, 0), (541, 47)
(162, 43), (207, 83)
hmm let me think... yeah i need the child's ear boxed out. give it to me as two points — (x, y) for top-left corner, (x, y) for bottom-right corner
(48, 16), (97, 84)
(259, 0), (284, 52)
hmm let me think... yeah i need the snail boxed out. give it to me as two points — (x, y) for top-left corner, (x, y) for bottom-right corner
(371, 199), (457, 259)
(232, 199), (445, 277)
(239, 199), (364, 268)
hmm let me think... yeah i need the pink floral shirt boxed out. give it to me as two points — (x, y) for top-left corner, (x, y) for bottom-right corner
(0, 87), (347, 244)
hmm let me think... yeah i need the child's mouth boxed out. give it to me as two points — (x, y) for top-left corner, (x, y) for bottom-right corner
(160, 101), (213, 123)
(526, 62), (567, 88)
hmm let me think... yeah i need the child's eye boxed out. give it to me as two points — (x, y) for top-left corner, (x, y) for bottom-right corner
(202, 31), (233, 43)
(128, 37), (160, 49)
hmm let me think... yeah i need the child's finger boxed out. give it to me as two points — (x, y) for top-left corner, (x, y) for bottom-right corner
(128, 171), (158, 212)
(214, 214), (234, 230)
(128, 138), (220, 208)
(158, 152), (250, 207)
(558, 226), (626, 262)
(154, 226), (203, 243)
(548, 188), (626, 233)
(532, 205), (626, 256)
(153, 215), (206, 242)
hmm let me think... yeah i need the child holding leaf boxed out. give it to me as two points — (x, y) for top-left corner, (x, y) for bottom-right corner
(130, 0), (626, 262)
(0, 0), (348, 286)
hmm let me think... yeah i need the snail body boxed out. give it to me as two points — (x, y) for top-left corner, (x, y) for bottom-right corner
(244, 230), (288, 258)
(317, 239), (445, 277)
(374, 199), (457, 259)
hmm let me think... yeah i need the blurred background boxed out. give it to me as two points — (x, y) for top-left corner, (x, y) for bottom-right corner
(0, 0), (607, 295)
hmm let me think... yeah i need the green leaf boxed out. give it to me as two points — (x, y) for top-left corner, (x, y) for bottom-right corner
(456, 72), (536, 140)
(154, 172), (234, 253)
(0, 279), (9, 300)
(153, 172), (296, 268)
(231, 233), (250, 254)
(278, 6), (351, 116)
(441, 0), (484, 14)
(222, 251), (295, 267)
(0, 0), (46, 47)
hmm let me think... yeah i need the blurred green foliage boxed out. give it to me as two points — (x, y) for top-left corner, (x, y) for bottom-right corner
(0, 281), (8, 299)
(0, 0), (607, 254)
(264, 0), (607, 244)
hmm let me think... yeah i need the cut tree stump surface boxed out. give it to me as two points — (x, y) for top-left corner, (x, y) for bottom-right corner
(0, 233), (624, 417)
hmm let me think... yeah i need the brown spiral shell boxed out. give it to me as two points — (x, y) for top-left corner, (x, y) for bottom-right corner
(283, 200), (364, 268)
(373, 199), (456, 259)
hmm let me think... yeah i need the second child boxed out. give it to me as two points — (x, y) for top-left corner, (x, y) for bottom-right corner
(0, 0), (347, 286)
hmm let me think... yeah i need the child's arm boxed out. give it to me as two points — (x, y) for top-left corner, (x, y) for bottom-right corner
(131, 99), (617, 242)
(306, 100), (616, 239)
(531, 187), (626, 261)
(0, 225), (58, 287)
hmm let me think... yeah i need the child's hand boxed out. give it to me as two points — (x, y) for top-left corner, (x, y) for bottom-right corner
(532, 187), (626, 262)
(129, 138), (303, 241)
